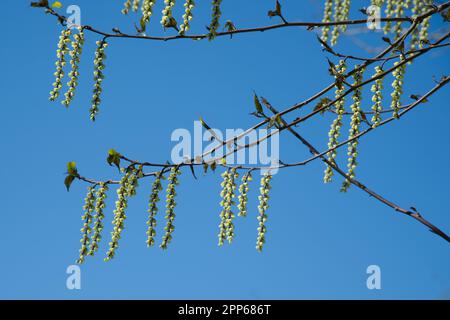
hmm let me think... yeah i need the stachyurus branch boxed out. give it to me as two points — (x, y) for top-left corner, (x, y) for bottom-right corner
(32, 1), (450, 262)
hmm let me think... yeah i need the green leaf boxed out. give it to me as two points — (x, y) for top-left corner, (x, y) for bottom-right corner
(275, 1), (282, 15)
(51, 1), (62, 8)
(410, 94), (428, 104)
(314, 97), (332, 114)
(253, 93), (263, 115)
(224, 20), (236, 32)
(64, 175), (75, 191)
(199, 117), (212, 131)
(107, 149), (121, 170)
(67, 161), (78, 176)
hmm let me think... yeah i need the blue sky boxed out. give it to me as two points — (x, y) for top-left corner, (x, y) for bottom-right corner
(0, 0), (449, 299)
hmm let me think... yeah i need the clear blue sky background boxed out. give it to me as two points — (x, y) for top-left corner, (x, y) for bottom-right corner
(1, 0), (449, 299)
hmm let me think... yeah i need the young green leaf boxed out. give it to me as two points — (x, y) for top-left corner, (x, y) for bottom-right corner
(64, 175), (75, 191)
(253, 93), (264, 115)
(67, 161), (78, 176)
(107, 149), (121, 170)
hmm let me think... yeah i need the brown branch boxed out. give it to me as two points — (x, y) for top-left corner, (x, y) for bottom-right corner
(264, 99), (450, 243)
(39, 5), (413, 42)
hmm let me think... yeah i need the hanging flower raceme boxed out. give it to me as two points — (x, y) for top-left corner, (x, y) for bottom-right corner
(50, 28), (71, 101)
(62, 28), (85, 107)
(331, 0), (344, 46)
(370, 66), (384, 128)
(122, 0), (132, 14)
(132, 0), (141, 12)
(321, 0), (333, 43)
(384, 0), (396, 34)
(324, 60), (347, 183)
(88, 183), (109, 256)
(392, 0), (405, 41)
(141, 0), (157, 31)
(418, 0), (432, 49)
(76, 186), (96, 264)
(237, 172), (252, 217)
(256, 172), (272, 252)
(208, 0), (223, 40)
(410, 0), (422, 50)
(146, 172), (164, 247)
(390, 57), (406, 119)
(218, 168), (238, 245)
(105, 167), (137, 261)
(339, 0), (351, 32)
(161, 0), (177, 29)
(160, 166), (181, 249)
(341, 66), (365, 192)
(90, 40), (108, 122)
(179, 0), (195, 35)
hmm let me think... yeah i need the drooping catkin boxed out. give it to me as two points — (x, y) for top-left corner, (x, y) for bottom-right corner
(122, 0), (132, 14)
(160, 167), (181, 249)
(76, 186), (96, 264)
(341, 66), (365, 192)
(105, 167), (137, 261)
(50, 29), (71, 101)
(392, 0), (405, 41)
(339, 0), (351, 32)
(208, 0), (223, 40)
(390, 57), (406, 119)
(88, 183), (109, 256)
(331, 0), (343, 46)
(161, 0), (177, 28)
(141, 0), (157, 30)
(418, 0), (432, 49)
(384, 0), (396, 34)
(146, 173), (164, 247)
(179, 0), (195, 35)
(370, 66), (384, 128)
(321, 0), (333, 43)
(62, 28), (84, 107)
(324, 60), (347, 183)
(218, 168), (238, 245)
(256, 172), (272, 252)
(226, 168), (238, 243)
(237, 172), (252, 217)
(132, 0), (141, 12)
(410, 0), (422, 50)
(90, 40), (108, 121)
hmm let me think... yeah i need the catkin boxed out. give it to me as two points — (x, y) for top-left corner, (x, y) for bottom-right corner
(321, 0), (333, 43)
(237, 172), (252, 217)
(341, 66), (365, 192)
(141, 0), (157, 30)
(160, 167), (181, 249)
(105, 167), (137, 261)
(256, 173), (272, 252)
(179, 0), (195, 35)
(208, 0), (223, 40)
(62, 28), (84, 107)
(146, 173), (163, 247)
(88, 183), (109, 256)
(90, 40), (108, 121)
(77, 186), (96, 264)
(218, 168), (238, 245)
(324, 60), (347, 183)
(50, 29), (71, 101)
(370, 66), (384, 128)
